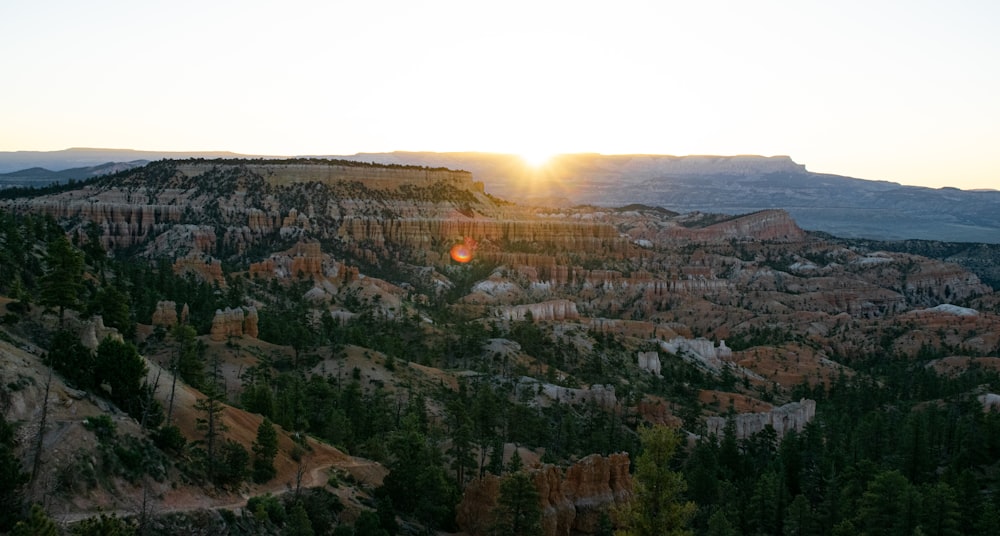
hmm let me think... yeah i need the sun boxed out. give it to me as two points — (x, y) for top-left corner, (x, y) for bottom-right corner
(519, 150), (556, 168)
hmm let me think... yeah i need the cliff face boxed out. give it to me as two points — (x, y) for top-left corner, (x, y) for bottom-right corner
(662, 210), (807, 243)
(1, 161), (494, 258)
(178, 162), (475, 189)
(455, 453), (632, 536)
(705, 399), (817, 440)
(494, 300), (581, 322)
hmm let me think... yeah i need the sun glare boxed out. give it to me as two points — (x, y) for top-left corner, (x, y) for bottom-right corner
(519, 150), (555, 168)
(449, 237), (477, 263)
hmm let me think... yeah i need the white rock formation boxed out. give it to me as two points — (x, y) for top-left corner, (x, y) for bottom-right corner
(928, 304), (978, 316)
(637, 351), (662, 376)
(978, 393), (1000, 411)
(495, 299), (580, 322)
(516, 377), (617, 410)
(706, 399), (817, 440)
(80, 316), (123, 350)
(659, 337), (732, 370)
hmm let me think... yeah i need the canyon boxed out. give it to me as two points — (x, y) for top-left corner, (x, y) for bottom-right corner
(1, 157), (999, 534)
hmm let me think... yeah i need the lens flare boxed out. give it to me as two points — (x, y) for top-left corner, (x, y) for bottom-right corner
(449, 237), (477, 263)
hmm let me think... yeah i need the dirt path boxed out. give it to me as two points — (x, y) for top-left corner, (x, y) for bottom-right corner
(56, 458), (340, 524)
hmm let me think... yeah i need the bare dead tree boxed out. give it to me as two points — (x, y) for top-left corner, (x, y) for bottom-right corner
(135, 475), (157, 536)
(140, 369), (161, 430)
(294, 453), (309, 501)
(28, 364), (53, 499)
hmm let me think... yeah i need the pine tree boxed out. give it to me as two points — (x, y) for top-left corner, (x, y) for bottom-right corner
(38, 233), (84, 325)
(783, 494), (816, 536)
(11, 504), (57, 536)
(354, 510), (389, 536)
(89, 283), (133, 338)
(705, 509), (739, 536)
(93, 337), (152, 421)
(748, 471), (786, 535)
(45, 329), (95, 389)
(490, 471), (543, 536)
(172, 323), (205, 391)
(615, 425), (696, 536)
(283, 501), (315, 536)
(856, 470), (920, 536)
(195, 384), (229, 484)
(218, 439), (249, 488)
(252, 418), (279, 483)
(507, 448), (524, 473)
(919, 482), (961, 536)
(69, 512), (137, 535)
(0, 415), (27, 532)
(974, 500), (1000, 536)
(446, 389), (477, 488)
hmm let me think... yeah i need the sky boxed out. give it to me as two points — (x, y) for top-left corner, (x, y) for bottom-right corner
(1, 0), (998, 190)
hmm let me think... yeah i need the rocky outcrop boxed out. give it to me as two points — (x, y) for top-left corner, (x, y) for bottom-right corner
(660, 337), (732, 370)
(563, 453), (633, 533)
(636, 395), (684, 427)
(516, 378), (617, 410)
(79, 316), (122, 350)
(663, 210), (807, 243)
(706, 399), (817, 440)
(209, 306), (259, 341)
(248, 241), (349, 281)
(173, 254), (226, 287)
(978, 393), (1000, 411)
(587, 319), (682, 340)
(151, 301), (178, 328)
(455, 453), (632, 536)
(495, 299), (580, 322)
(192, 161), (475, 189)
(243, 306), (259, 338)
(902, 258), (992, 304)
(5, 195), (185, 249)
(637, 351), (662, 376)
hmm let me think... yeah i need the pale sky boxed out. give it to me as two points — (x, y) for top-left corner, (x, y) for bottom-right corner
(2, 0), (998, 190)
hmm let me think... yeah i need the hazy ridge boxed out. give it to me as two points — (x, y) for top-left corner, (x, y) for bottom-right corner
(2, 149), (998, 243)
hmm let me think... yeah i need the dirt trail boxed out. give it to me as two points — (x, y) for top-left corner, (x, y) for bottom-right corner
(56, 451), (384, 524)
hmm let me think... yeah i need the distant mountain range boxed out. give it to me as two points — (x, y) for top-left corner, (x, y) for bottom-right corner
(0, 148), (262, 188)
(2, 148), (998, 244)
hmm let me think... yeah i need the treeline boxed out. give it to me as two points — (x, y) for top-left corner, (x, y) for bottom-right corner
(682, 362), (1000, 536)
